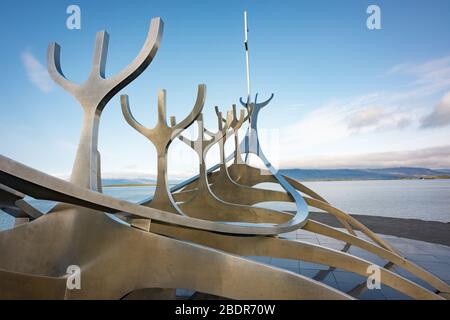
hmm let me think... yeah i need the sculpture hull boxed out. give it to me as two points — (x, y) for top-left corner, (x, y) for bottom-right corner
(0, 207), (351, 300)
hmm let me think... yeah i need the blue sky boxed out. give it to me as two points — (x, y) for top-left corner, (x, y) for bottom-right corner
(1, 0), (450, 178)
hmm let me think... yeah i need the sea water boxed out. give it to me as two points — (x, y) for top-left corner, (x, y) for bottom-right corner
(1, 179), (449, 231)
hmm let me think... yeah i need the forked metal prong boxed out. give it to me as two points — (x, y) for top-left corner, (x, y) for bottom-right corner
(254, 93), (274, 109)
(90, 31), (109, 79)
(217, 111), (223, 131)
(47, 43), (78, 94)
(239, 93), (274, 111)
(171, 84), (206, 132)
(107, 18), (164, 92)
(120, 95), (150, 137)
(234, 109), (246, 129)
(224, 110), (233, 130)
(170, 116), (176, 127)
(179, 135), (194, 148)
(203, 128), (215, 138)
(232, 104), (237, 120)
(157, 89), (168, 127)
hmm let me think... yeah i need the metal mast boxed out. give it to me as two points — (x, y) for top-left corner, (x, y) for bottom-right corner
(244, 11), (251, 103)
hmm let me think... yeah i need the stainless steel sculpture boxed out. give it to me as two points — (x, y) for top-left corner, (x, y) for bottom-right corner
(48, 18), (163, 192)
(0, 16), (449, 300)
(121, 86), (205, 215)
(172, 110), (291, 223)
(0, 183), (43, 226)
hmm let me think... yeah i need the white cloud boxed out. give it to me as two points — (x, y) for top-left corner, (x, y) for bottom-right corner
(280, 145), (450, 169)
(49, 55), (450, 178)
(387, 56), (450, 100)
(347, 106), (385, 130)
(347, 106), (412, 133)
(421, 91), (450, 128)
(272, 55), (450, 168)
(21, 50), (54, 93)
(279, 91), (420, 154)
(387, 56), (450, 79)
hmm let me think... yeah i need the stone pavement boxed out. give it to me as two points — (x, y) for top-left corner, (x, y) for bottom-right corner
(176, 228), (450, 300)
(257, 228), (450, 300)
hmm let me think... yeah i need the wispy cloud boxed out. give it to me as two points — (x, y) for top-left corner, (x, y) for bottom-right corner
(387, 56), (450, 78)
(421, 91), (450, 128)
(347, 106), (411, 133)
(50, 55), (450, 178)
(281, 145), (450, 169)
(275, 55), (450, 168)
(280, 91), (422, 152)
(21, 50), (54, 93)
(387, 55), (450, 100)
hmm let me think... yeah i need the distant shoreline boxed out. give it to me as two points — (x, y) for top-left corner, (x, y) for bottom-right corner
(302, 176), (450, 182)
(103, 183), (177, 188)
(103, 183), (157, 187)
(103, 176), (450, 187)
(101, 167), (450, 187)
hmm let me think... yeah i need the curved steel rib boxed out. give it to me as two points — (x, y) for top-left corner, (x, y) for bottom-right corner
(303, 220), (450, 295)
(210, 106), (294, 204)
(0, 184), (43, 220)
(150, 222), (446, 300)
(173, 106), (293, 206)
(174, 110), (290, 224)
(0, 155), (308, 235)
(0, 207), (351, 300)
(239, 94), (310, 228)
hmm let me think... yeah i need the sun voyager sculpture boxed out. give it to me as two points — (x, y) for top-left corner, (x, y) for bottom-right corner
(0, 17), (449, 300)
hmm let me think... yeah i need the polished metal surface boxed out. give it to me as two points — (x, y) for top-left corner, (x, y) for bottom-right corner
(0, 16), (448, 300)
(121, 85), (205, 214)
(174, 110), (291, 223)
(0, 184), (42, 219)
(0, 209), (351, 300)
(0, 154), (302, 235)
(47, 18), (163, 191)
(239, 94), (310, 229)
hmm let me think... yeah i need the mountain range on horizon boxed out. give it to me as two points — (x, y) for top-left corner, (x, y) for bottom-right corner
(101, 167), (450, 186)
(278, 167), (450, 181)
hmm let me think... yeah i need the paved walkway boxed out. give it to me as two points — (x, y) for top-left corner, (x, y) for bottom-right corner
(261, 228), (450, 300)
(177, 228), (450, 300)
